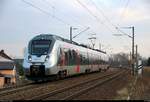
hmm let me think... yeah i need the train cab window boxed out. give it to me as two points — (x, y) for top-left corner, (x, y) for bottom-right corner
(31, 40), (51, 55)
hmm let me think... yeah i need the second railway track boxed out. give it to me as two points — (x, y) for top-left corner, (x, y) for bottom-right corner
(0, 69), (128, 100)
(30, 69), (128, 100)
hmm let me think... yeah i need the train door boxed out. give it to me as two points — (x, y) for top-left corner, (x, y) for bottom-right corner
(73, 50), (80, 73)
(57, 48), (69, 78)
(57, 48), (65, 69)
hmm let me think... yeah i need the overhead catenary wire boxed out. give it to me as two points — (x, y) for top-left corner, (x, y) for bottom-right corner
(75, 0), (114, 34)
(22, 0), (124, 50)
(23, 0), (99, 46)
(42, 0), (83, 27)
(119, 0), (130, 22)
(22, 0), (70, 26)
(88, 0), (132, 53)
(89, 0), (130, 36)
(75, 0), (116, 49)
(89, 0), (116, 28)
(42, 0), (98, 39)
(76, 0), (103, 24)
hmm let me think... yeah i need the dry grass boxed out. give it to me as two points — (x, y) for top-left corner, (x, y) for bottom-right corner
(129, 66), (150, 100)
(115, 88), (129, 100)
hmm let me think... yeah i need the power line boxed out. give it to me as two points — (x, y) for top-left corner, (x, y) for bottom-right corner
(119, 0), (130, 22)
(72, 27), (90, 39)
(42, 0), (86, 28)
(89, 0), (131, 36)
(76, 0), (114, 34)
(89, 0), (132, 52)
(22, 0), (104, 48)
(22, 0), (70, 26)
(43, 0), (99, 44)
(89, 0), (115, 28)
(42, 0), (99, 37)
(76, 0), (103, 24)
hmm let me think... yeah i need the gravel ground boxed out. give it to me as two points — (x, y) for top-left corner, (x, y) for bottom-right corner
(8, 67), (149, 101)
(0, 68), (119, 100)
(73, 70), (133, 100)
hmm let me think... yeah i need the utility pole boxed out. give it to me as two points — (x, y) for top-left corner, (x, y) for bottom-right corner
(70, 26), (73, 43)
(113, 26), (135, 76)
(129, 52), (132, 68)
(131, 26), (135, 76)
(135, 45), (138, 75)
(70, 26), (90, 43)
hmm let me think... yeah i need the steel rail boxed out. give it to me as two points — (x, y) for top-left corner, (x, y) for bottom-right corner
(0, 70), (106, 98)
(0, 83), (38, 97)
(0, 71), (105, 98)
(30, 70), (124, 100)
(63, 70), (128, 100)
(0, 82), (32, 92)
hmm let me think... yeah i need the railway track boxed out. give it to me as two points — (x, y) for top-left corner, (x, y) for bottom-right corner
(0, 82), (38, 97)
(0, 77), (60, 97)
(30, 70), (127, 100)
(0, 81), (31, 92)
(0, 71), (108, 99)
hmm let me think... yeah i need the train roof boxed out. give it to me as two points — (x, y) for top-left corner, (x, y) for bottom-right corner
(32, 34), (107, 54)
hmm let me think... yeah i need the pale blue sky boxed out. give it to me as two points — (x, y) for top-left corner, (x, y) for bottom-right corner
(0, 0), (150, 58)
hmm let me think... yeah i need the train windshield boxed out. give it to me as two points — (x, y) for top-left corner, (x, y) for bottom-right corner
(31, 40), (51, 55)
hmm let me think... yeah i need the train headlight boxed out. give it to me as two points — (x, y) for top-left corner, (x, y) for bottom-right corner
(28, 55), (32, 61)
(45, 55), (50, 62)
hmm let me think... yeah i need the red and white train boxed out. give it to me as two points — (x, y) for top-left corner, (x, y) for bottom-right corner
(23, 34), (110, 81)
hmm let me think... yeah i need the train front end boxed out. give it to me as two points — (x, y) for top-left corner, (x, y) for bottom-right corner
(23, 34), (57, 81)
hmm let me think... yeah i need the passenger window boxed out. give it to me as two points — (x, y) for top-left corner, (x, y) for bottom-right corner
(60, 48), (62, 55)
(57, 48), (64, 66)
(69, 50), (72, 60)
(65, 52), (68, 65)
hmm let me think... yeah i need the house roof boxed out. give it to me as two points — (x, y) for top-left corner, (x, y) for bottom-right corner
(0, 50), (14, 70)
(0, 50), (12, 60)
(0, 56), (13, 62)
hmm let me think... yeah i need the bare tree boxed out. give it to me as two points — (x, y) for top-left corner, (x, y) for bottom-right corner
(109, 52), (130, 68)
